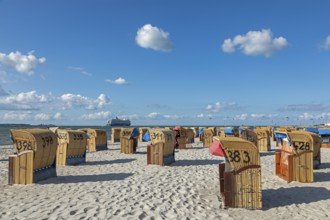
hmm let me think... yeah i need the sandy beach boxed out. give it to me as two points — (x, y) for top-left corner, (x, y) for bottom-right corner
(0, 140), (329, 220)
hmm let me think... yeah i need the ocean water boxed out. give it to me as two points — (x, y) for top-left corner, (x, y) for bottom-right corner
(0, 125), (113, 146)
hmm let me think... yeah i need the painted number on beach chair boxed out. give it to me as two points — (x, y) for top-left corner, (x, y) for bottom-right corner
(16, 140), (33, 151)
(41, 136), (54, 147)
(292, 141), (310, 151)
(227, 150), (251, 163)
(58, 133), (67, 139)
(73, 133), (84, 141)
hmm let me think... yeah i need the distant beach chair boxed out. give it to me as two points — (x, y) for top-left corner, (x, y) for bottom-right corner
(203, 128), (214, 148)
(173, 126), (188, 149)
(9, 128), (58, 184)
(185, 128), (195, 147)
(147, 129), (175, 166)
(199, 127), (205, 142)
(79, 128), (107, 152)
(139, 127), (149, 142)
(210, 137), (262, 209)
(240, 128), (258, 149)
(55, 129), (87, 166)
(254, 128), (271, 152)
(111, 128), (122, 143)
(318, 128), (330, 148)
(275, 131), (321, 183)
(120, 128), (139, 154)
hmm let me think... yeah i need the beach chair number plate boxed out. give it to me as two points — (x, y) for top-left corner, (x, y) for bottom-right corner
(227, 150), (250, 163)
(16, 140), (33, 151)
(292, 141), (310, 151)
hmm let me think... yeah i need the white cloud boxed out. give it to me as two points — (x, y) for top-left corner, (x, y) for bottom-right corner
(323, 36), (330, 50)
(147, 112), (162, 118)
(0, 90), (48, 110)
(136, 24), (173, 52)
(205, 101), (240, 112)
(164, 114), (181, 119)
(81, 111), (111, 120)
(59, 93), (110, 110)
(233, 113), (248, 121)
(34, 113), (50, 121)
(105, 77), (127, 85)
(197, 113), (205, 118)
(222, 29), (288, 57)
(3, 111), (32, 120)
(67, 66), (92, 76)
(0, 51), (46, 75)
(53, 112), (62, 120)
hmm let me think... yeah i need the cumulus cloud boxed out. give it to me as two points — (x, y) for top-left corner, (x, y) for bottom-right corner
(34, 113), (50, 121)
(81, 111), (111, 120)
(322, 36), (330, 50)
(222, 29), (288, 57)
(233, 113), (248, 121)
(147, 112), (162, 119)
(59, 93), (110, 110)
(0, 90), (48, 110)
(136, 24), (173, 52)
(53, 112), (62, 120)
(3, 111), (32, 120)
(205, 101), (241, 112)
(105, 77), (127, 85)
(0, 51), (46, 75)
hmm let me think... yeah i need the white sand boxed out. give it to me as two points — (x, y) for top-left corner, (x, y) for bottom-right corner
(0, 140), (330, 220)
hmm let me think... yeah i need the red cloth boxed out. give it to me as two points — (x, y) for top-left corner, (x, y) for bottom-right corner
(209, 139), (225, 157)
(173, 126), (181, 131)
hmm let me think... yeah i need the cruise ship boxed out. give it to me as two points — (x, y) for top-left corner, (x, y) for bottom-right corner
(107, 117), (131, 126)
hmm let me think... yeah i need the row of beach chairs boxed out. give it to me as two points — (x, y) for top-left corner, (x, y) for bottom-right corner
(7, 125), (327, 211)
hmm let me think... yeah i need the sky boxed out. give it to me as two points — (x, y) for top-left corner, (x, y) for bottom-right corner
(0, 0), (330, 126)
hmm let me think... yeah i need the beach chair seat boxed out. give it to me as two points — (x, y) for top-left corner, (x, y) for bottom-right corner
(120, 128), (139, 154)
(275, 131), (321, 183)
(147, 129), (175, 166)
(211, 137), (262, 209)
(203, 128), (214, 148)
(9, 128), (58, 184)
(254, 128), (271, 152)
(56, 129), (87, 166)
(319, 128), (330, 148)
(111, 128), (122, 143)
(240, 129), (258, 148)
(80, 128), (107, 152)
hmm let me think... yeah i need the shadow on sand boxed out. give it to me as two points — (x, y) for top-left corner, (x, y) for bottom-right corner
(262, 186), (330, 210)
(39, 173), (134, 184)
(84, 158), (136, 166)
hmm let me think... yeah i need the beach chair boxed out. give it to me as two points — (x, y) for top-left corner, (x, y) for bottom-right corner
(56, 129), (87, 166)
(199, 127), (205, 142)
(80, 128), (107, 152)
(9, 128), (58, 184)
(186, 128), (195, 147)
(147, 129), (175, 166)
(275, 131), (321, 183)
(240, 129), (258, 148)
(173, 126), (188, 149)
(111, 128), (122, 143)
(120, 128), (139, 154)
(203, 128), (214, 148)
(254, 128), (271, 152)
(318, 128), (330, 148)
(139, 127), (149, 142)
(211, 137), (262, 209)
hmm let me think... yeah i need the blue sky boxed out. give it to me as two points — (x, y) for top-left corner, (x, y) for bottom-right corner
(0, 0), (330, 126)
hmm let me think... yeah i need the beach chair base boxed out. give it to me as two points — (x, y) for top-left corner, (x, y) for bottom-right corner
(219, 163), (262, 209)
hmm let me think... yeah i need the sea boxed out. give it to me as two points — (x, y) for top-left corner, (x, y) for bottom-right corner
(0, 124), (114, 146)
